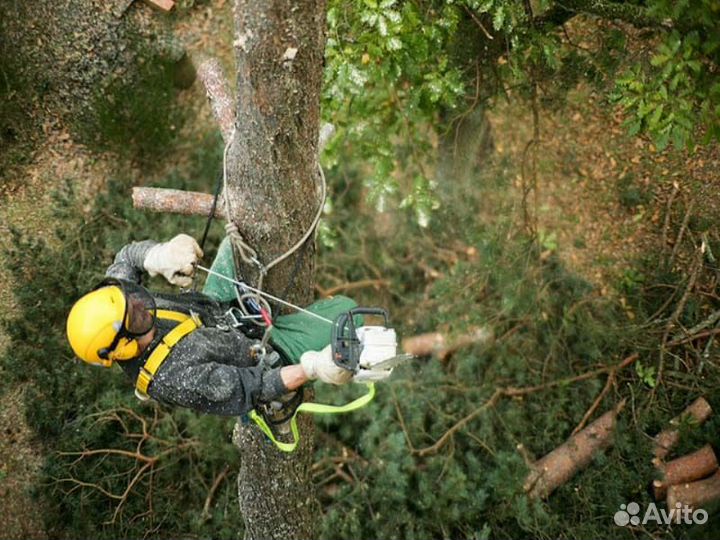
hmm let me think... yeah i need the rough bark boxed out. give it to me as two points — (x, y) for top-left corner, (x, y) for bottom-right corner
(667, 469), (720, 510)
(227, 1), (327, 539)
(652, 397), (713, 462)
(653, 445), (719, 501)
(228, 0), (325, 291)
(132, 187), (225, 218)
(524, 400), (625, 499)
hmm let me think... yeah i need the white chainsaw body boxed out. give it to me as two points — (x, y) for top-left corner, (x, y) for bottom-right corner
(353, 326), (403, 383)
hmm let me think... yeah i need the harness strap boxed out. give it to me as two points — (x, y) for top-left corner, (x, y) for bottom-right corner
(135, 311), (201, 399)
(248, 383), (376, 453)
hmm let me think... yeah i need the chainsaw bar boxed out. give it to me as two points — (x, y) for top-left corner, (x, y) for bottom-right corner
(362, 353), (415, 371)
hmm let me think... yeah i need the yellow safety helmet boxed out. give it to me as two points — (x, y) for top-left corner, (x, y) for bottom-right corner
(66, 278), (157, 367)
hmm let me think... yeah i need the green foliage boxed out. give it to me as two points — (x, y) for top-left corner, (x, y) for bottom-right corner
(323, 0), (466, 220)
(311, 152), (720, 540)
(607, 1), (720, 149)
(613, 30), (713, 151)
(323, 0), (720, 221)
(635, 361), (657, 388)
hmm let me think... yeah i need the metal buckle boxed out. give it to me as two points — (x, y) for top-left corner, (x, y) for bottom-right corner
(224, 306), (262, 329)
(224, 307), (245, 328)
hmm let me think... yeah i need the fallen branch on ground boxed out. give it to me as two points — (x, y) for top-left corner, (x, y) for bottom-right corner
(652, 397), (713, 462)
(412, 354), (638, 457)
(653, 444), (718, 500)
(523, 400), (626, 499)
(571, 353), (638, 435)
(667, 469), (720, 510)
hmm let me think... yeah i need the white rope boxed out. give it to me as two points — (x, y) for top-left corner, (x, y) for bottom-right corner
(197, 265), (333, 325)
(218, 127), (329, 336)
(220, 126), (328, 286)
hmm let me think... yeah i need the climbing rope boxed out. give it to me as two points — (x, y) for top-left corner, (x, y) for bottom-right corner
(220, 127), (328, 294)
(196, 265), (333, 325)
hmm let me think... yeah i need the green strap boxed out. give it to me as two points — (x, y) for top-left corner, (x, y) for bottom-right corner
(249, 383), (376, 453)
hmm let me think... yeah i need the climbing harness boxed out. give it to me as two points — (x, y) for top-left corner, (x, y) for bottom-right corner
(134, 309), (202, 401)
(248, 385), (377, 452)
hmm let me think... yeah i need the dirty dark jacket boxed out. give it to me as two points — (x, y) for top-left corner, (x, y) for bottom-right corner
(106, 240), (287, 416)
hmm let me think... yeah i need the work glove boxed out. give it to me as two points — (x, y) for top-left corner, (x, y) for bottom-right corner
(300, 345), (353, 385)
(144, 234), (203, 287)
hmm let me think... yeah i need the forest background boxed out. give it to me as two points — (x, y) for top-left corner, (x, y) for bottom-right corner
(1, 0), (720, 538)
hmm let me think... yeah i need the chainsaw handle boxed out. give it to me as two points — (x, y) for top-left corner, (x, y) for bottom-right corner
(348, 307), (389, 324)
(331, 307), (389, 372)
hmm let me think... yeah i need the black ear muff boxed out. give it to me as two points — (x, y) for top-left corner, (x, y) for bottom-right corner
(98, 348), (110, 359)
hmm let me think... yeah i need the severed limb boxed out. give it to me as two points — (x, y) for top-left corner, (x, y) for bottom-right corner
(653, 444), (719, 500)
(523, 400), (626, 499)
(401, 327), (493, 362)
(652, 397), (713, 462)
(667, 469), (720, 510)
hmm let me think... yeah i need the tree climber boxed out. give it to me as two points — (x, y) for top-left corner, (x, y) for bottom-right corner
(65, 234), (351, 417)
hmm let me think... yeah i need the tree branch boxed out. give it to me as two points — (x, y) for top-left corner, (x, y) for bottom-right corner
(653, 445), (718, 500)
(524, 399), (626, 499)
(652, 397), (713, 462)
(195, 55), (236, 143)
(413, 353), (638, 457)
(132, 187), (226, 218)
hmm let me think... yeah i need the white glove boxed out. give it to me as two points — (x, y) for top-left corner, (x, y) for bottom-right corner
(300, 345), (353, 385)
(144, 234), (203, 287)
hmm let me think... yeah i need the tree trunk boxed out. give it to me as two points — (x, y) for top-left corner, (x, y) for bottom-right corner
(227, 1), (326, 539)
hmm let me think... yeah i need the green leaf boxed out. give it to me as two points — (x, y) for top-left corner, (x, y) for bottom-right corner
(649, 104), (664, 128)
(651, 54), (670, 67)
(626, 119), (642, 137)
(654, 127), (671, 151)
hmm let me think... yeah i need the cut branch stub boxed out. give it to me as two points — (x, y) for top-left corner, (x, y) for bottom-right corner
(652, 397), (713, 462)
(142, 0), (175, 12)
(132, 187), (225, 219)
(196, 55), (235, 143)
(667, 469), (720, 510)
(653, 444), (719, 500)
(523, 400), (626, 499)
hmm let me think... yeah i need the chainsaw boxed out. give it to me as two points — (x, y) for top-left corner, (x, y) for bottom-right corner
(331, 307), (414, 383)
